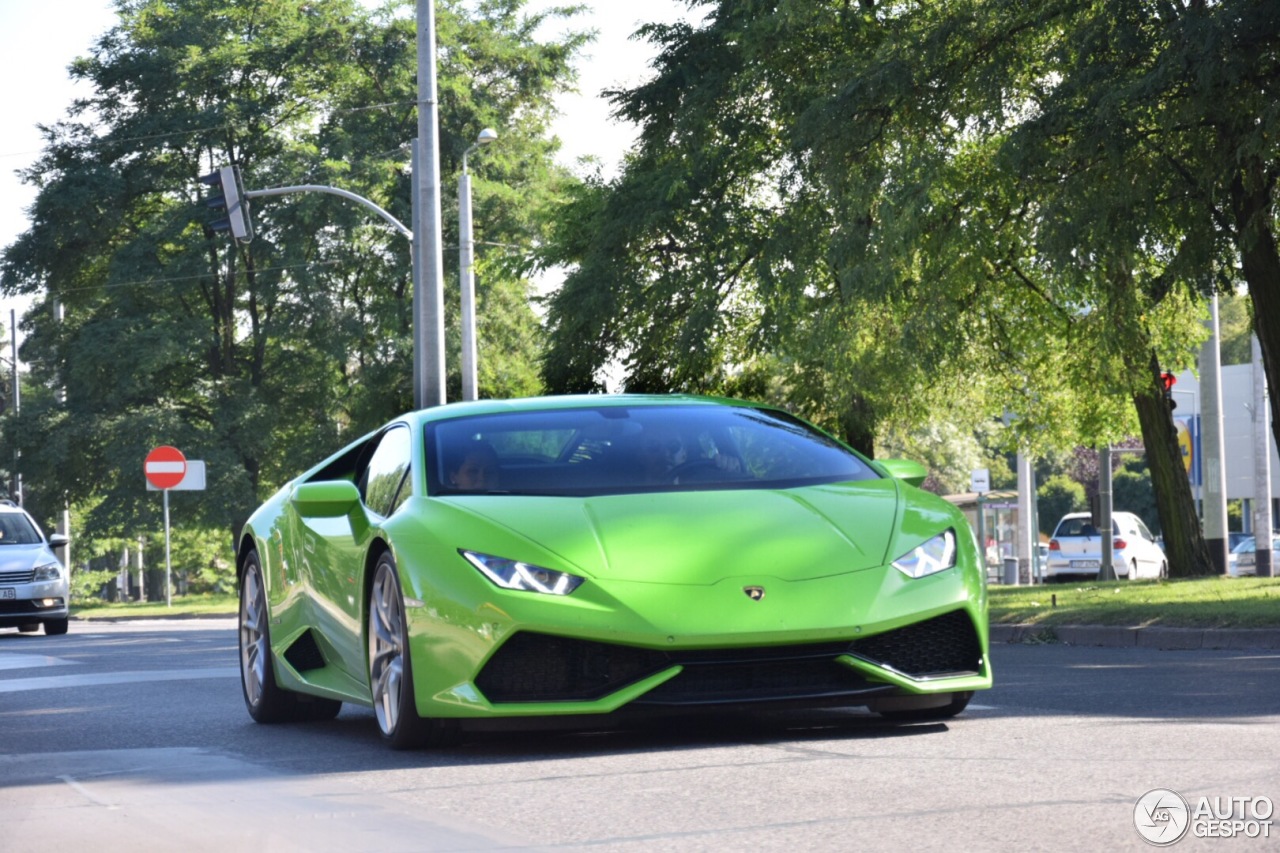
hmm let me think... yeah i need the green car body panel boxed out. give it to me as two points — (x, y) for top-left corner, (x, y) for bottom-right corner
(238, 394), (991, 727)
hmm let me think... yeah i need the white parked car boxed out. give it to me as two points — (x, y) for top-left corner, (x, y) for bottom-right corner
(1045, 511), (1168, 582)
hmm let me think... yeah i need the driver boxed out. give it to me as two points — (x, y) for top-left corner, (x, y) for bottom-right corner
(639, 427), (688, 482)
(638, 427), (743, 483)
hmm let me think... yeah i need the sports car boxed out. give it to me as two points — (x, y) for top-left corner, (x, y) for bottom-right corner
(237, 395), (991, 748)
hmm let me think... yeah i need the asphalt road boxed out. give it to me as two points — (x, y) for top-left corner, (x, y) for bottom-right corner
(2, 619), (1277, 852)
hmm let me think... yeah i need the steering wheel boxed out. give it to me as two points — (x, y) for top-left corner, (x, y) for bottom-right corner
(668, 458), (722, 483)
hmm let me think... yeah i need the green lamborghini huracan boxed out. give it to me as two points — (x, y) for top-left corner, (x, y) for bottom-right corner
(237, 395), (991, 748)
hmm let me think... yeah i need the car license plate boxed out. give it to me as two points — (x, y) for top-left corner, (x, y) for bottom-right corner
(0, 588), (14, 600)
(1070, 560), (1100, 569)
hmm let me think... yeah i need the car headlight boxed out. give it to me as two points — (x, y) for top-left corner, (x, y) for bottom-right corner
(461, 551), (584, 595)
(892, 529), (957, 579)
(33, 562), (63, 582)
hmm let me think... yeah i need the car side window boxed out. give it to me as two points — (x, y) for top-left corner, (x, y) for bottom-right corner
(360, 425), (412, 518)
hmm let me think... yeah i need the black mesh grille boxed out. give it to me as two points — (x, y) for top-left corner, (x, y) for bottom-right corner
(283, 629), (327, 672)
(476, 632), (670, 702)
(849, 610), (983, 676)
(635, 657), (878, 705)
(476, 610), (982, 705)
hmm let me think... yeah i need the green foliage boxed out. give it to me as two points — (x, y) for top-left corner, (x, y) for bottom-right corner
(1218, 292), (1253, 367)
(71, 568), (118, 604)
(1228, 499), (1244, 533)
(0, 0), (587, 556)
(1038, 475), (1086, 537)
(1113, 467), (1160, 537)
(537, 0), (1243, 573)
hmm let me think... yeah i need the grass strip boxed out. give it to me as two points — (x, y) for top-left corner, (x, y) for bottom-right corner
(989, 576), (1280, 630)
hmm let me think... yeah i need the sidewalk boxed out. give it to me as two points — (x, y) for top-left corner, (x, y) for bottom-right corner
(990, 622), (1280, 650)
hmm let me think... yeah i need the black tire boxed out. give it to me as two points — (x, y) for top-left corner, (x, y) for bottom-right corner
(43, 618), (69, 636)
(368, 553), (456, 750)
(1159, 561), (1169, 580)
(239, 550), (341, 723)
(17, 623), (40, 633)
(879, 691), (974, 722)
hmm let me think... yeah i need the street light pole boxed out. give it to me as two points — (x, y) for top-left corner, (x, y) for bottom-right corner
(459, 128), (497, 402)
(415, 0), (446, 409)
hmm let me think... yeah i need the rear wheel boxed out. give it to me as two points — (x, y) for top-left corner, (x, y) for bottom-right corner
(239, 551), (341, 723)
(368, 554), (455, 750)
(1159, 561), (1169, 580)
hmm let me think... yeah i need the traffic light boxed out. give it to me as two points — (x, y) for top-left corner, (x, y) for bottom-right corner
(1159, 371), (1177, 411)
(199, 165), (252, 242)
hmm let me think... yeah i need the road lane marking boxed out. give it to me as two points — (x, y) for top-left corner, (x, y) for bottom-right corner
(58, 774), (120, 809)
(0, 667), (238, 693)
(0, 652), (77, 671)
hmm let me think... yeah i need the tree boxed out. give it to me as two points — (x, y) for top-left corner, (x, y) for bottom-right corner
(538, 1), (1215, 575)
(1038, 475), (1086, 538)
(0, 0), (588, 564)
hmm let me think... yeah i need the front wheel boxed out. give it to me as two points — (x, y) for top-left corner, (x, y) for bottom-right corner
(240, 551), (341, 723)
(368, 554), (455, 750)
(43, 618), (69, 635)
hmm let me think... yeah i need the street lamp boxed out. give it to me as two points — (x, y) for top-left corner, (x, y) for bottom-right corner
(459, 127), (497, 401)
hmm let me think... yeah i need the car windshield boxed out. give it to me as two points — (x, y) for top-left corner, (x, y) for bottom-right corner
(0, 512), (42, 545)
(1053, 517), (1113, 537)
(427, 405), (879, 496)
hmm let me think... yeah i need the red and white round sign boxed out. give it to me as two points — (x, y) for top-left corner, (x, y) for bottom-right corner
(144, 445), (187, 490)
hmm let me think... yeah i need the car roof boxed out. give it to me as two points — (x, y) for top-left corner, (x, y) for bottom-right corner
(406, 393), (774, 425)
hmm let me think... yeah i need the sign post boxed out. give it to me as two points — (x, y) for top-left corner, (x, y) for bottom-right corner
(144, 446), (187, 607)
(971, 469), (991, 579)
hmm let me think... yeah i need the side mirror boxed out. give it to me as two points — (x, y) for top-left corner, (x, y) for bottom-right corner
(48, 533), (70, 547)
(291, 480), (361, 517)
(877, 458), (928, 488)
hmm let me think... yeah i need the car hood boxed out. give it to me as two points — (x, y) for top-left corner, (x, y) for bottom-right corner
(0, 544), (57, 573)
(441, 480), (904, 584)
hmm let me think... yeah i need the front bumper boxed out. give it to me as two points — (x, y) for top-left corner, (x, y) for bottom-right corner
(404, 562), (991, 719)
(0, 587), (68, 628)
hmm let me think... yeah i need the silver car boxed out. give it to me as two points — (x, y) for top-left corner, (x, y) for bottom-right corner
(0, 501), (70, 635)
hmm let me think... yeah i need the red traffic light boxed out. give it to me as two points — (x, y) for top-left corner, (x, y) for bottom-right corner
(1159, 371), (1177, 392)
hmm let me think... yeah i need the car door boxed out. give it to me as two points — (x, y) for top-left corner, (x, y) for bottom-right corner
(297, 424), (413, 688)
(1130, 516), (1160, 575)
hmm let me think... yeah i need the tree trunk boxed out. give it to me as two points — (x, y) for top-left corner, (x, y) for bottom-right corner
(1230, 165), (1280, 466)
(1133, 354), (1214, 577)
(838, 394), (877, 458)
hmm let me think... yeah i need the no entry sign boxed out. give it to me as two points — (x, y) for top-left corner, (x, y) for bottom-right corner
(144, 445), (187, 490)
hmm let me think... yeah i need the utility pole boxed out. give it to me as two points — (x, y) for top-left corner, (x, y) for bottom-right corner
(459, 128), (497, 401)
(1252, 335), (1273, 577)
(1016, 452), (1033, 585)
(1099, 446), (1116, 581)
(9, 310), (20, 508)
(414, 0), (446, 409)
(1200, 294), (1229, 574)
(53, 300), (71, 574)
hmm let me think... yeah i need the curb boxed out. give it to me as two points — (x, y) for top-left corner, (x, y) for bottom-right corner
(991, 623), (1280, 650)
